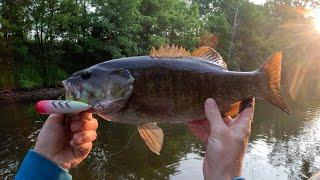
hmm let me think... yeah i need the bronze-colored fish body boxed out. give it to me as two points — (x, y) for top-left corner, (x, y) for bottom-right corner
(64, 45), (289, 154)
(95, 56), (260, 124)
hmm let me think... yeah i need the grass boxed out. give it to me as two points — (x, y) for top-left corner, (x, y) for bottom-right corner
(0, 56), (68, 90)
(18, 59), (43, 89)
(0, 64), (15, 89)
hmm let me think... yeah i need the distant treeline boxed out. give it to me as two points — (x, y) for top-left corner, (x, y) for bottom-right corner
(0, 0), (318, 90)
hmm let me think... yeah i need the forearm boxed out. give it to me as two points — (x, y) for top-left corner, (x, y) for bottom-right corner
(15, 150), (72, 180)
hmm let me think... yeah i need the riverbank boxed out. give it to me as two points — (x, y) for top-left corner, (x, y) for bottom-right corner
(0, 88), (64, 104)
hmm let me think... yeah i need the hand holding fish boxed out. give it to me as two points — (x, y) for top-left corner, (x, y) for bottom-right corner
(188, 98), (254, 180)
(34, 112), (98, 169)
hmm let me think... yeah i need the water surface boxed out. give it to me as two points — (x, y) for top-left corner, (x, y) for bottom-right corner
(1, 96), (320, 180)
(1, 55), (320, 179)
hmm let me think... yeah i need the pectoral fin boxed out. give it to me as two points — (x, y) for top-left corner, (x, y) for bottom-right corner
(137, 123), (164, 155)
(224, 101), (242, 118)
(224, 99), (255, 118)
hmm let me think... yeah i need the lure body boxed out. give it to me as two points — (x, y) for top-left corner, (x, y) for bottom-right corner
(35, 100), (91, 115)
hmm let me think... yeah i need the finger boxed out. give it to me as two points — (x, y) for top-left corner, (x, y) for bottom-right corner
(73, 130), (97, 144)
(187, 119), (210, 143)
(223, 116), (233, 126)
(232, 106), (254, 129)
(70, 114), (80, 121)
(46, 114), (65, 125)
(251, 98), (255, 106)
(204, 98), (227, 132)
(70, 117), (98, 132)
(80, 112), (92, 120)
(71, 112), (93, 122)
(71, 141), (92, 155)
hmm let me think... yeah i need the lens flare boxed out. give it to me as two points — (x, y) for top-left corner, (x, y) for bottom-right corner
(308, 9), (320, 31)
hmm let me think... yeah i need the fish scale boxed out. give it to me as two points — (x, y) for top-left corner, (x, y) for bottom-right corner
(60, 45), (289, 155)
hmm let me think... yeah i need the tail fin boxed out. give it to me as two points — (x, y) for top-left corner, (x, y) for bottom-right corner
(257, 52), (290, 114)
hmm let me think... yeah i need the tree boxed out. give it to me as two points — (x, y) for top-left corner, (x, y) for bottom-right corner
(89, 0), (142, 58)
(139, 0), (202, 52)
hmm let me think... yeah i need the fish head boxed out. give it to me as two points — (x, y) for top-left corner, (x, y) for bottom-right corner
(62, 66), (134, 114)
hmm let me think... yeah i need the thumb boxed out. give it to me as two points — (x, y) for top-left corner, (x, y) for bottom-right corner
(204, 98), (227, 132)
(232, 106), (254, 129)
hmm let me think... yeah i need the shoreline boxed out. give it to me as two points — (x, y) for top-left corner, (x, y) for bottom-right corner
(0, 88), (65, 104)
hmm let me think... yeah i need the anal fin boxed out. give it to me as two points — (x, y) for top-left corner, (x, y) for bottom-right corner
(137, 123), (164, 155)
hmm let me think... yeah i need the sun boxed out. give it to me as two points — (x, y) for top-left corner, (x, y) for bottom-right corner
(308, 8), (320, 31)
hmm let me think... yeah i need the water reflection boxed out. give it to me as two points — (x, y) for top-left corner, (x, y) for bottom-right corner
(2, 94), (320, 179)
(242, 99), (320, 180)
(72, 122), (203, 179)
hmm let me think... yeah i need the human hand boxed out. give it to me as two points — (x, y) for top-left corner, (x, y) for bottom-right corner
(34, 112), (98, 169)
(187, 98), (254, 180)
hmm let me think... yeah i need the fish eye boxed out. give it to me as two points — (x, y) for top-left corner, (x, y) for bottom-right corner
(80, 71), (91, 80)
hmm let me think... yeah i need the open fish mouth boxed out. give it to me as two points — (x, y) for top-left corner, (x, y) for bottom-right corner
(62, 80), (82, 100)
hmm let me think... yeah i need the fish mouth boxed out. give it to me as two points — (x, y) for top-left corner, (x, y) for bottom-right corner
(62, 80), (83, 100)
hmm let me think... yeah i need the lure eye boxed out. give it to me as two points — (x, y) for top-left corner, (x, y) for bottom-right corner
(80, 71), (91, 80)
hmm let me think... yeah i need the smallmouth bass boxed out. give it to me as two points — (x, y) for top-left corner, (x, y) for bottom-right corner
(63, 45), (289, 154)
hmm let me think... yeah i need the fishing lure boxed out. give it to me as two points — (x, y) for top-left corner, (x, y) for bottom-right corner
(35, 100), (91, 115)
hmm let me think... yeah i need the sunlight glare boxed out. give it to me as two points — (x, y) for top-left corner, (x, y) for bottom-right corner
(309, 9), (320, 31)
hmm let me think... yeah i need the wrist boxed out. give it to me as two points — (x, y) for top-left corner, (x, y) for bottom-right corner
(203, 166), (240, 180)
(203, 144), (243, 179)
(34, 146), (50, 160)
(34, 146), (59, 167)
(203, 157), (241, 180)
(16, 150), (71, 180)
(216, 157), (243, 178)
(232, 177), (245, 180)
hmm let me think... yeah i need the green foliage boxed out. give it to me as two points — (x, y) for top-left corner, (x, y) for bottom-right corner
(16, 56), (67, 90)
(45, 64), (68, 87)
(234, 2), (279, 70)
(203, 12), (231, 60)
(0, 0), (316, 89)
(18, 58), (44, 89)
(139, 0), (202, 51)
(0, 63), (14, 89)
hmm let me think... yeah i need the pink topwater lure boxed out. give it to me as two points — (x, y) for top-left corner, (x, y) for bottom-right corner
(35, 100), (91, 115)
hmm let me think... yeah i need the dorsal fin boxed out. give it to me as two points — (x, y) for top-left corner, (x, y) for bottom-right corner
(150, 44), (191, 58)
(192, 46), (227, 69)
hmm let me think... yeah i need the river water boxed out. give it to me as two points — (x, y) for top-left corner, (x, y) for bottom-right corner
(1, 91), (320, 180)
(1, 55), (320, 179)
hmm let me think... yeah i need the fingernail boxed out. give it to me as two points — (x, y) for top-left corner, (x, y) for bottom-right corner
(206, 98), (215, 107)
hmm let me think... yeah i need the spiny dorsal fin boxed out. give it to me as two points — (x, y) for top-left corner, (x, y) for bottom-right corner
(150, 44), (191, 58)
(137, 123), (164, 155)
(192, 46), (227, 69)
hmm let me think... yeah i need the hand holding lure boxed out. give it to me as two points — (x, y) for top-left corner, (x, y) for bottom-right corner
(36, 100), (92, 115)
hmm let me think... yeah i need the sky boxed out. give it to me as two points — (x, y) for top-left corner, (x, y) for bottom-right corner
(249, 0), (266, 5)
